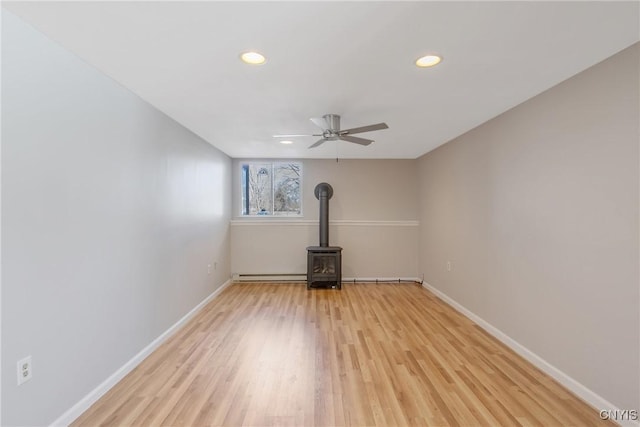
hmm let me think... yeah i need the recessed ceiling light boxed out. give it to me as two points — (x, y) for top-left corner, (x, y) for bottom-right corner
(240, 51), (266, 65)
(415, 54), (442, 68)
(280, 140), (293, 145)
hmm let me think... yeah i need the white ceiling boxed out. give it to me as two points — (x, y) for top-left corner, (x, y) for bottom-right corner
(4, 1), (639, 159)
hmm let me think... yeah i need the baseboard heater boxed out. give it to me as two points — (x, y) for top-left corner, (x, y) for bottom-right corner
(232, 273), (422, 284)
(233, 273), (307, 282)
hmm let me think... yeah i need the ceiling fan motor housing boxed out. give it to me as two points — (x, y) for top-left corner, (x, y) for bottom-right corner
(324, 114), (340, 132)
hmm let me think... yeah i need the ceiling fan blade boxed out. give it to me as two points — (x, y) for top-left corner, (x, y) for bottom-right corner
(339, 135), (374, 146)
(308, 138), (327, 149)
(341, 122), (389, 135)
(273, 134), (322, 138)
(310, 116), (329, 130)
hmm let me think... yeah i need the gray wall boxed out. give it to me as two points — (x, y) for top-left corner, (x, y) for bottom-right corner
(1, 11), (232, 426)
(417, 43), (639, 410)
(230, 159), (420, 278)
(231, 159), (419, 220)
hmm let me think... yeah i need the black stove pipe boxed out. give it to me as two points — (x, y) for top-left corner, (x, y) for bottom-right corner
(314, 182), (333, 247)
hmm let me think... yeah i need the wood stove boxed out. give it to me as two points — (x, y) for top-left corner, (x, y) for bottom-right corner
(307, 246), (342, 289)
(307, 183), (342, 289)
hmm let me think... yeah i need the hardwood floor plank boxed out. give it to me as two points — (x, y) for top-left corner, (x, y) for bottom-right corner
(71, 282), (614, 427)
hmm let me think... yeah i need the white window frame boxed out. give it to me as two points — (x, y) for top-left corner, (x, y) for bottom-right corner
(239, 161), (303, 217)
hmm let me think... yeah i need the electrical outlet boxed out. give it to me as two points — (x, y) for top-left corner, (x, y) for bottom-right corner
(17, 356), (32, 385)
(446, 261), (451, 272)
(207, 264), (211, 275)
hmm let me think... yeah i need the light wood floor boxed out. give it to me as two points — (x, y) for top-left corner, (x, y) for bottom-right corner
(73, 283), (612, 426)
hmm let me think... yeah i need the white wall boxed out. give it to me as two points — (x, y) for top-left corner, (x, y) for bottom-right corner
(417, 43), (639, 411)
(1, 11), (232, 426)
(231, 159), (420, 278)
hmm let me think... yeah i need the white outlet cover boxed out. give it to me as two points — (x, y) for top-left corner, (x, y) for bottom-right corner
(17, 355), (32, 385)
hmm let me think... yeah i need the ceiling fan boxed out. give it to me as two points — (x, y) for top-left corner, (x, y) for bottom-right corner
(273, 114), (389, 148)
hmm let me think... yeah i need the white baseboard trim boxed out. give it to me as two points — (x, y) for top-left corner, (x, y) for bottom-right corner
(422, 282), (638, 427)
(49, 278), (233, 427)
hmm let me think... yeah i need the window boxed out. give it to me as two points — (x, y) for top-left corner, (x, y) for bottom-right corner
(241, 162), (302, 216)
